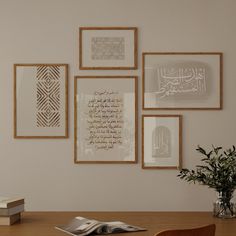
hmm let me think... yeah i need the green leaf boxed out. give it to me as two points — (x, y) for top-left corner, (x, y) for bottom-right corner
(196, 146), (207, 155)
(178, 145), (236, 192)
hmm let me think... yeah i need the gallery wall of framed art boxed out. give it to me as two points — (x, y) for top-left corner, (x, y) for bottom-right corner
(140, 52), (223, 171)
(12, 27), (224, 172)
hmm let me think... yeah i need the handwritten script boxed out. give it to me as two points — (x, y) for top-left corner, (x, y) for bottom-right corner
(86, 90), (124, 151)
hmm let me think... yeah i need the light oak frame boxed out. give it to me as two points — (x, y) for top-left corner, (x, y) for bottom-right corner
(14, 63), (69, 139)
(79, 27), (138, 70)
(74, 76), (138, 164)
(142, 52), (223, 110)
(142, 114), (182, 169)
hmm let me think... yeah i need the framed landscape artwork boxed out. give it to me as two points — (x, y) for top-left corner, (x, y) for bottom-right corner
(142, 115), (182, 169)
(74, 76), (138, 163)
(79, 27), (138, 70)
(142, 52), (223, 110)
(14, 64), (68, 138)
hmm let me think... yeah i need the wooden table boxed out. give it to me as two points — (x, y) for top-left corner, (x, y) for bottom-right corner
(0, 212), (235, 236)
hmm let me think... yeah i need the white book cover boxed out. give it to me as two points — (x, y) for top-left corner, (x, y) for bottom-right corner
(0, 197), (24, 208)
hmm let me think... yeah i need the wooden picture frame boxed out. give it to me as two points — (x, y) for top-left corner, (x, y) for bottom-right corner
(142, 52), (223, 110)
(74, 76), (138, 163)
(142, 115), (182, 169)
(14, 64), (68, 138)
(79, 27), (138, 70)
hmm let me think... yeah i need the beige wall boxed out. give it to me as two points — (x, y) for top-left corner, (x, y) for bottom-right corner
(0, 0), (236, 211)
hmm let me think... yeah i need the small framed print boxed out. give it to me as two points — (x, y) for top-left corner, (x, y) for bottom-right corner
(74, 76), (138, 163)
(142, 115), (182, 169)
(79, 27), (138, 70)
(14, 64), (68, 138)
(142, 52), (223, 110)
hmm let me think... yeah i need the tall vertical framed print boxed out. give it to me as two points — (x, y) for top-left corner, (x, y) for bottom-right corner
(142, 52), (223, 110)
(79, 27), (138, 70)
(74, 76), (138, 163)
(142, 115), (182, 169)
(14, 64), (68, 138)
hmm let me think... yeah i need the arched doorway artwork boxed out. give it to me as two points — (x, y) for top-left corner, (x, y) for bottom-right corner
(152, 126), (171, 158)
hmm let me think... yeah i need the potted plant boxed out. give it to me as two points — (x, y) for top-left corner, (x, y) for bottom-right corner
(178, 145), (236, 218)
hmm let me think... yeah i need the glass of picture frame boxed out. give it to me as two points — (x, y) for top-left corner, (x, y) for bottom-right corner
(14, 64), (68, 138)
(142, 52), (223, 110)
(79, 27), (138, 70)
(74, 76), (138, 163)
(142, 115), (182, 169)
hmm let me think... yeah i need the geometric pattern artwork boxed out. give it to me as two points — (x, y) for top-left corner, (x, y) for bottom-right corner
(91, 37), (125, 60)
(79, 27), (138, 70)
(14, 63), (68, 138)
(36, 66), (60, 127)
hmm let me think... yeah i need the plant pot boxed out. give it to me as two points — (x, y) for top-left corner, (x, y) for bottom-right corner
(213, 190), (236, 218)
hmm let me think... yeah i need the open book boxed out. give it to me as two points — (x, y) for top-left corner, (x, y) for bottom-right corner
(55, 216), (146, 236)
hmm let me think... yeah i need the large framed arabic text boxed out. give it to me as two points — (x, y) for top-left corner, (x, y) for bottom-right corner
(142, 52), (222, 110)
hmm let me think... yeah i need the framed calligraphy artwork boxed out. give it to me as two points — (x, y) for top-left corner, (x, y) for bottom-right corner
(14, 64), (68, 138)
(142, 52), (223, 110)
(142, 115), (182, 169)
(74, 76), (138, 163)
(79, 27), (138, 70)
